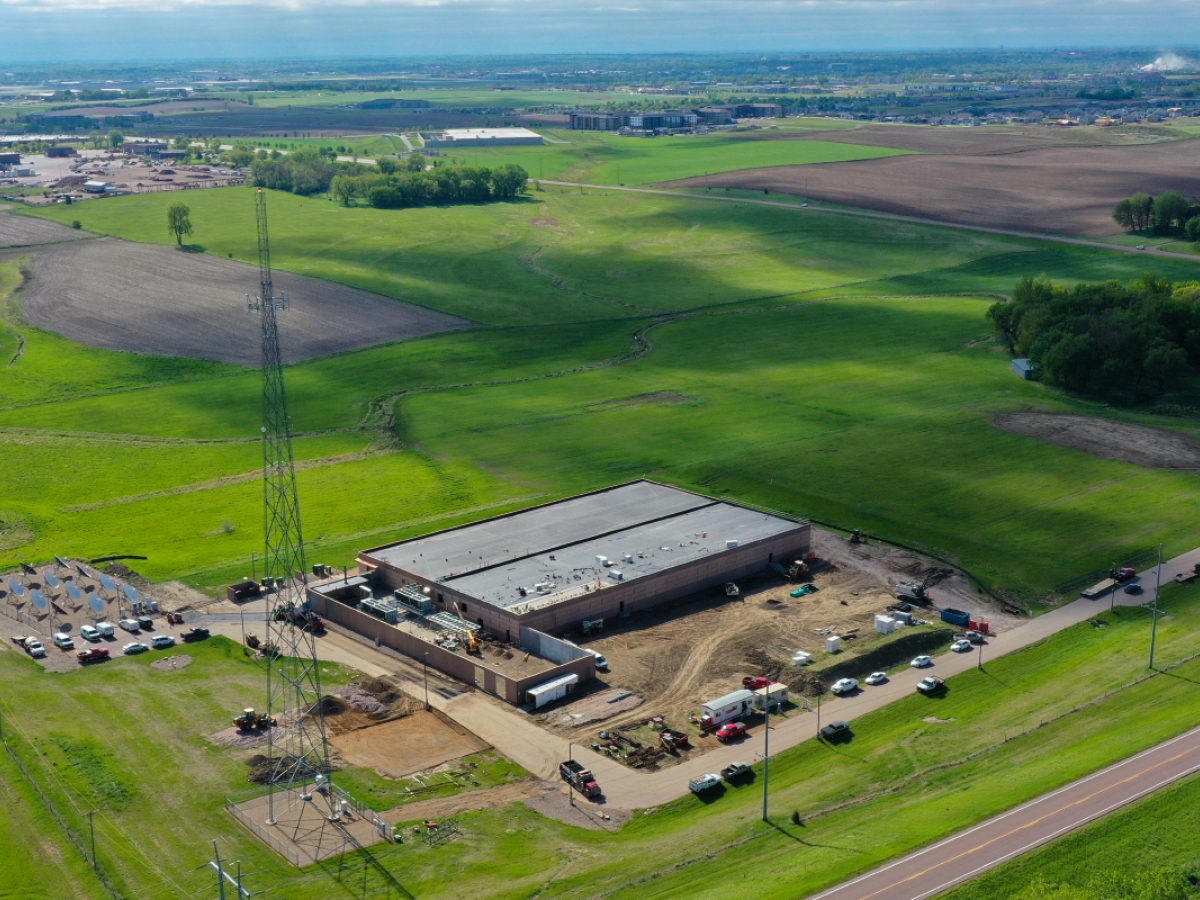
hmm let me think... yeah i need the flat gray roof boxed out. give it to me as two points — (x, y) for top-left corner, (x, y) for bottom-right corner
(364, 481), (806, 612)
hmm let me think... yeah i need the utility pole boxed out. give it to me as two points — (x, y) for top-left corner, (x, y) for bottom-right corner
(207, 840), (257, 899)
(1149, 544), (1164, 669)
(977, 639), (983, 670)
(761, 700), (770, 822)
(423, 653), (430, 711)
(87, 810), (97, 869)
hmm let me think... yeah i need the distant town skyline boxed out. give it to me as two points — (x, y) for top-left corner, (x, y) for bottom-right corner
(0, 0), (1197, 64)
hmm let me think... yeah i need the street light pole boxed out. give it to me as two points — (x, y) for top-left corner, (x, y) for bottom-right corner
(977, 639), (983, 670)
(761, 700), (770, 822)
(1149, 544), (1164, 669)
(568, 741), (574, 807)
(423, 653), (430, 711)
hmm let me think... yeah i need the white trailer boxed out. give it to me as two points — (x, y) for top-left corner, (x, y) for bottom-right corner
(700, 688), (755, 731)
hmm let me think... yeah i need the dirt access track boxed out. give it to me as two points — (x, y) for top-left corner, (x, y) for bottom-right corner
(664, 136), (1200, 237)
(4, 235), (470, 366)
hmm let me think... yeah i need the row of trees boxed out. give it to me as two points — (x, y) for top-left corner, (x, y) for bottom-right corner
(1112, 191), (1200, 240)
(250, 149), (338, 196)
(332, 164), (528, 209)
(989, 275), (1200, 401)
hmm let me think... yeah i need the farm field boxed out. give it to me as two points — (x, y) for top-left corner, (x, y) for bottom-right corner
(8, 184), (1200, 597)
(665, 136), (1200, 236)
(2, 564), (1198, 898)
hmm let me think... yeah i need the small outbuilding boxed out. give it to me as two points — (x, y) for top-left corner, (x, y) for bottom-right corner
(1011, 358), (1038, 380)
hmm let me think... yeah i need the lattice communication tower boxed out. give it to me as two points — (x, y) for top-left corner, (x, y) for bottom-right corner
(247, 188), (333, 822)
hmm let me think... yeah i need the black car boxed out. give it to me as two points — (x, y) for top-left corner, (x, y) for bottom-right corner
(180, 627), (210, 642)
(820, 721), (852, 742)
(136, 615), (154, 631)
(720, 762), (752, 782)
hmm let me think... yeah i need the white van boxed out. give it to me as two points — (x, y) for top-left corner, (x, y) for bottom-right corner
(585, 648), (609, 670)
(79, 625), (101, 642)
(118, 619), (140, 633)
(52, 632), (75, 650)
(96, 621), (116, 638)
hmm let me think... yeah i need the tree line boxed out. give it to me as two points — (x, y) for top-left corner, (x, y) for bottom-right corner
(989, 275), (1200, 401)
(1112, 191), (1200, 241)
(333, 162), (528, 209)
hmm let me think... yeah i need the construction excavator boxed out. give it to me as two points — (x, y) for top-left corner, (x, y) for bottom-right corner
(895, 570), (939, 605)
(453, 601), (480, 654)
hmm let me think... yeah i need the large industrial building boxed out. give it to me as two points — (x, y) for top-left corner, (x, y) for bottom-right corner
(356, 480), (809, 639)
(307, 481), (809, 706)
(420, 127), (544, 149)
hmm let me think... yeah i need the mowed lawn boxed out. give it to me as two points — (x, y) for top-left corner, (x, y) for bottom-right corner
(9, 184), (1200, 596)
(2, 568), (1196, 898)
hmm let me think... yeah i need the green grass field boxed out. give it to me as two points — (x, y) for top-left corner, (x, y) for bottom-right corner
(1, 564), (1196, 898)
(9, 183), (1200, 596)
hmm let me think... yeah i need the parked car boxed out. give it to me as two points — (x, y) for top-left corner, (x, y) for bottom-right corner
(119, 619), (140, 633)
(951, 639), (972, 653)
(688, 773), (722, 794)
(96, 621), (116, 638)
(1113, 567), (1137, 582)
(965, 630), (986, 644)
(24, 638), (46, 658)
(180, 627), (210, 642)
(79, 625), (101, 642)
(820, 721), (852, 742)
(830, 677), (859, 695)
(77, 647), (109, 663)
(865, 671), (888, 685)
(720, 761), (751, 782)
(52, 632), (75, 650)
(123, 642), (148, 655)
(585, 648), (608, 669)
(916, 675), (945, 695)
(1123, 583), (1143, 595)
(715, 721), (748, 743)
(136, 616), (154, 631)
(911, 655), (933, 668)
(150, 634), (175, 649)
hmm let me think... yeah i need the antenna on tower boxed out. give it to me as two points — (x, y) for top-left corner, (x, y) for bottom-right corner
(247, 187), (333, 825)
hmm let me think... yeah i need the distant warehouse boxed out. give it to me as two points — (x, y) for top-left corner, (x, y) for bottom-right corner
(347, 480), (810, 640)
(420, 127), (544, 149)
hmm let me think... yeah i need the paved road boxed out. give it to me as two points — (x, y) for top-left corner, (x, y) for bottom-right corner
(541, 180), (1200, 263)
(199, 549), (1195, 812)
(809, 726), (1200, 900)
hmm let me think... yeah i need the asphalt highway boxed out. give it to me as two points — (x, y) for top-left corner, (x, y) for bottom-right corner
(809, 725), (1200, 900)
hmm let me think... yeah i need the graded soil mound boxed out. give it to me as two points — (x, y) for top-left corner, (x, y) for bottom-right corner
(13, 237), (470, 365)
(664, 138), (1200, 236)
(0, 208), (91, 248)
(331, 709), (489, 778)
(995, 412), (1200, 469)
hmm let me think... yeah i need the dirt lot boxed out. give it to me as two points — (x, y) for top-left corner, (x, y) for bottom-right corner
(538, 528), (1018, 745)
(330, 709), (490, 778)
(996, 412), (1200, 469)
(664, 137), (1200, 237)
(0, 207), (90, 248)
(8, 237), (470, 365)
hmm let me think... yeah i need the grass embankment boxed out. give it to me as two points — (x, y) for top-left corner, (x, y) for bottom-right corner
(0, 571), (1197, 898)
(334, 751), (529, 812)
(942, 774), (1200, 898)
(10, 185), (1200, 594)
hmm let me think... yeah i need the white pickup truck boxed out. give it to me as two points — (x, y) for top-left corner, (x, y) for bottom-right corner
(688, 773), (722, 794)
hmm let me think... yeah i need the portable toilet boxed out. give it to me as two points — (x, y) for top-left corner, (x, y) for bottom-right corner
(825, 635), (842, 654)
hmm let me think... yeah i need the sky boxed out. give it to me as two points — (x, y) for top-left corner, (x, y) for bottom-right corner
(0, 0), (1197, 63)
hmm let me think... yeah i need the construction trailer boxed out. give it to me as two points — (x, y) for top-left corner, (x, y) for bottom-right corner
(700, 688), (755, 731)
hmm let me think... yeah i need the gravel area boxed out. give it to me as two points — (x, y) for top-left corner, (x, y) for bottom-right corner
(995, 412), (1200, 469)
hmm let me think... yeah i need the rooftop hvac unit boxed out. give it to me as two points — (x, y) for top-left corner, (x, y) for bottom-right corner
(610, 570), (624, 581)
(726, 539), (739, 549)
(596, 555), (609, 566)
(624, 553), (634, 563)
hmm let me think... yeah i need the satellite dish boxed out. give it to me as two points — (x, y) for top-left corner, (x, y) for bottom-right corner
(89, 595), (106, 615)
(20, 562), (37, 576)
(122, 584), (139, 603)
(8, 579), (25, 598)
(99, 574), (117, 593)
(67, 583), (83, 602)
(55, 555), (70, 568)
(44, 572), (60, 590)
(30, 590), (47, 611)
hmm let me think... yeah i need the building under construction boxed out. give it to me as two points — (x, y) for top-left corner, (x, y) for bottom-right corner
(308, 481), (809, 705)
